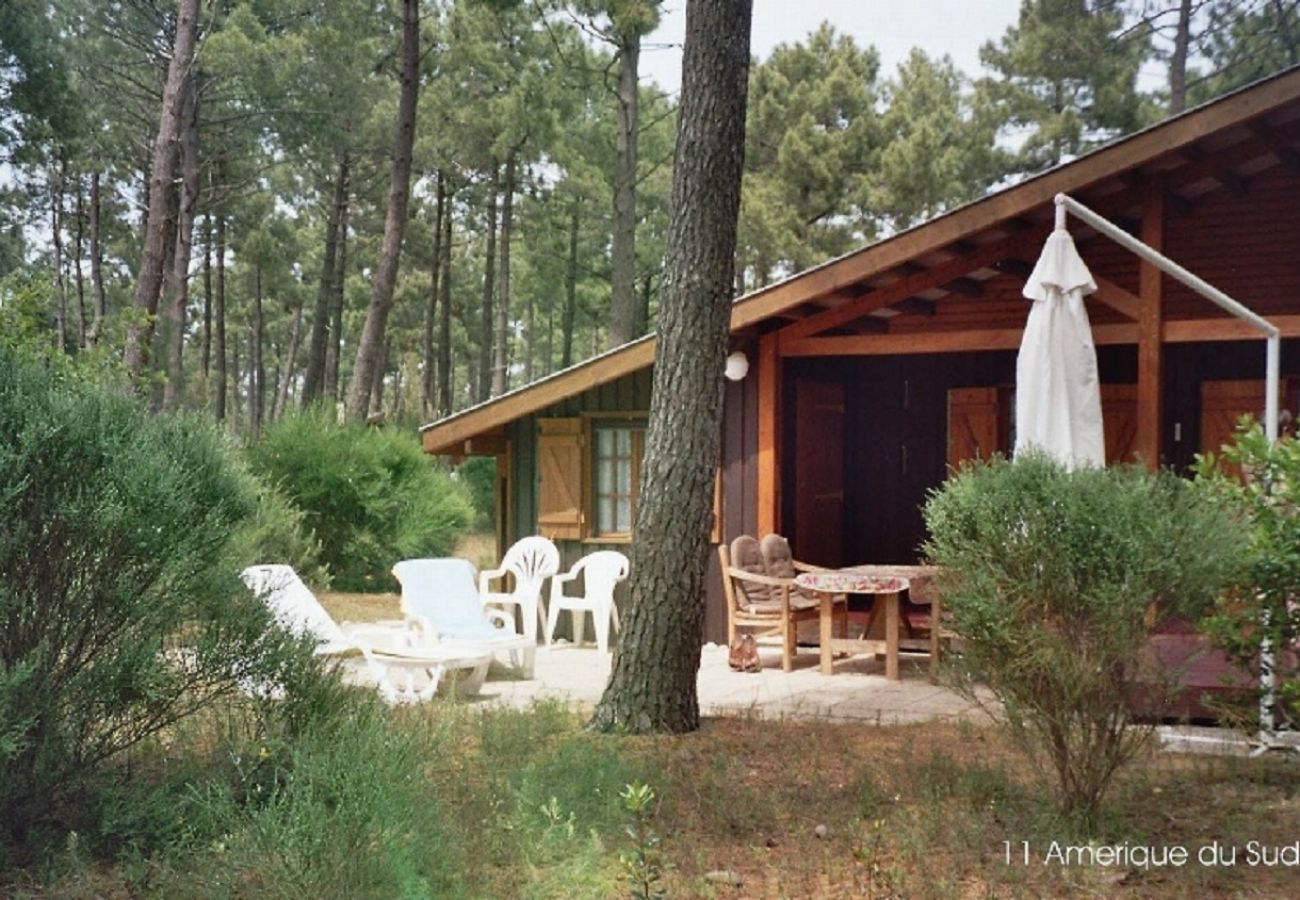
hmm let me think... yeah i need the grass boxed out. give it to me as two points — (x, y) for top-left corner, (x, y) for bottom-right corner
(12, 698), (1300, 899)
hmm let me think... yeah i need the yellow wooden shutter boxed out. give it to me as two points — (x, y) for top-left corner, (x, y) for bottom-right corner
(537, 418), (584, 540)
(947, 387), (1000, 470)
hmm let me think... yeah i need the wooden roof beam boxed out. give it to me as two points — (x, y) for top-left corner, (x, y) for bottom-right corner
(891, 297), (937, 316)
(1249, 120), (1300, 175)
(942, 277), (984, 297)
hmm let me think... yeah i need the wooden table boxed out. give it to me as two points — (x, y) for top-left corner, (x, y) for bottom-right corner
(794, 565), (943, 681)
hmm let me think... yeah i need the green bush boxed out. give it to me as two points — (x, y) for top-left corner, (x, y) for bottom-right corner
(229, 479), (330, 588)
(457, 454), (497, 529)
(247, 409), (473, 591)
(922, 454), (1245, 829)
(0, 348), (313, 855)
(1196, 424), (1300, 732)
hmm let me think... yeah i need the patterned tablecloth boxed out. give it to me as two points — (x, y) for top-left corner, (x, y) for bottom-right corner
(794, 571), (909, 595)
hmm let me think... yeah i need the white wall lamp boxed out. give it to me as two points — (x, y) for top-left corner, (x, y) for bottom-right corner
(724, 350), (750, 381)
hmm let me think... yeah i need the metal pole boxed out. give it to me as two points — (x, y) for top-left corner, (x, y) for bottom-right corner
(1055, 193), (1284, 748)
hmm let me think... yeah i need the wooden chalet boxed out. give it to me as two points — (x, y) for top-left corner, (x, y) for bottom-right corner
(421, 67), (1300, 649)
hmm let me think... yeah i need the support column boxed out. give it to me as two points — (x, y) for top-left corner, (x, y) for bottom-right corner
(1136, 182), (1165, 469)
(756, 332), (781, 535)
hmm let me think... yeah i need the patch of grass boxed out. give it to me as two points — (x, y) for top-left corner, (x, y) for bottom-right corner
(455, 530), (498, 570)
(318, 591), (400, 623)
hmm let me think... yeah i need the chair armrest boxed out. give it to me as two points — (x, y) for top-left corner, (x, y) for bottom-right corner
(727, 567), (794, 588)
(792, 560), (828, 573)
(403, 613), (436, 642)
(478, 566), (508, 595)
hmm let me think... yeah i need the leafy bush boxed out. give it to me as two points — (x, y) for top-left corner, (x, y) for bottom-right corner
(922, 454), (1245, 828)
(457, 454), (497, 529)
(247, 409), (473, 591)
(0, 348), (312, 854)
(1196, 424), (1300, 732)
(229, 479), (329, 588)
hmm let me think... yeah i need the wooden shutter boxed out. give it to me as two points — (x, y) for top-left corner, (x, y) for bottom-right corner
(947, 387), (1000, 469)
(1101, 383), (1138, 465)
(537, 418), (584, 540)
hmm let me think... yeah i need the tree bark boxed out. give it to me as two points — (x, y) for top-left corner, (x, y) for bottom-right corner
(369, 337), (389, 417)
(88, 171), (106, 345)
(324, 186), (349, 404)
(123, 0), (201, 385)
(250, 265), (265, 437)
(343, 0), (420, 422)
(478, 162), (499, 402)
(562, 198), (580, 369)
(230, 331), (241, 425)
(437, 194), (453, 415)
(162, 72), (201, 411)
(493, 152), (515, 396)
(302, 154), (349, 406)
(274, 302), (304, 420)
(1169, 0), (1192, 114)
(50, 166), (67, 352)
(423, 170), (445, 417)
(591, 0), (752, 735)
(215, 213), (227, 422)
(201, 214), (212, 376)
(607, 30), (640, 350)
(73, 176), (87, 348)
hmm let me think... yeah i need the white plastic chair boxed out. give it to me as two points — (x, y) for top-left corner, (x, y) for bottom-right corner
(478, 536), (560, 644)
(240, 564), (484, 704)
(545, 551), (630, 654)
(393, 557), (537, 677)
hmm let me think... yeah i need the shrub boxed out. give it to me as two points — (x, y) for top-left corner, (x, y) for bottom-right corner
(0, 348), (312, 854)
(922, 454), (1245, 829)
(457, 454), (497, 529)
(246, 409), (473, 590)
(228, 478), (329, 588)
(1195, 424), (1300, 732)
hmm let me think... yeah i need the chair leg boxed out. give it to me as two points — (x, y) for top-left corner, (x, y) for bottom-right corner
(572, 609), (586, 648)
(728, 615), (736, 648)
(594, 610), (610, 654)
(782, 619), (795, 673)
(545, 600), (561, 646)
(521, 599), (537, 643)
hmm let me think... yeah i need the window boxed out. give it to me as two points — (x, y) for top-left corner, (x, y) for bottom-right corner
(592, 423), (645, 537)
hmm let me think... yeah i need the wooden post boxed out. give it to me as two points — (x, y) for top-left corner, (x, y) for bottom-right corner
(1136, 182), (1165, 469)
(757, 332), (781, 535)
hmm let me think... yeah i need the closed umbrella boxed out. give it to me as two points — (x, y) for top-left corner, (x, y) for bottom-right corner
(1014, 228), (1105, 469)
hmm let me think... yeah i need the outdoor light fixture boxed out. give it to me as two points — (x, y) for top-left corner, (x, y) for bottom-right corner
(724, 351), (749, 381)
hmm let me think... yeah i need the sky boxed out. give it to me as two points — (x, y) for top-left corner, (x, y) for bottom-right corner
(638, 0), (1025, 96)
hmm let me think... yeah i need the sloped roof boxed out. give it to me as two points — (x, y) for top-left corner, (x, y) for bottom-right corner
(422, 65), (1300, 454)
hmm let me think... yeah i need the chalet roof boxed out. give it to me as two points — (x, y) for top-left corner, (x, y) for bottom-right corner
(422, 65), (1300, 454)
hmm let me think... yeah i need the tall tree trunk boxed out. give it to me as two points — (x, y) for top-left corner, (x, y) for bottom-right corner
(477, 163), (499, 403)
(124, 0), (201, 384)
(607, 31), (640, 350)
(88, 171), (106, 345)
(251, 265), (265, 437)
(1169, 0), (1192, 114)
(437, 196), (453, 415)
(423, 170), (445, 417)
(73, 177), (87, 348)
(493, 152), (516, 396)
(201, 214), (212, 376)
(215, 214), (227, 422)
(369, 337), (389, 418)
(325, 187), (349, 404)
(274, 303), (304, 420)
(302, 154), (349, 406)
(562, 198), (580, 369)
(162, 73), (201, 411)
(230, 333), (241, 426)
(637, 270), (653, 335)
(50, 166), (67, 352)
(591, 0), (752, 735)
(344, 0), (420, 422)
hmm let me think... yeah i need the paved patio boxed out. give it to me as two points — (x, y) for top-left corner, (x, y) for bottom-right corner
(466, 642), (994, 724)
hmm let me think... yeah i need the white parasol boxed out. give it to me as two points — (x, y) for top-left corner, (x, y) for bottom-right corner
(1014, 227), (1106, 469)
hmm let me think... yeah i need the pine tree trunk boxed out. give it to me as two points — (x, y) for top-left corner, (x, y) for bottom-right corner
(1169, 0), (1192, 114)
(162, 73), (201, 411)
(423, 171), (445, 417)
(478, 163), (499, 402)
(369, 337), (389, 418)
(344, 0), (420, 422)
(562, 199), (579, 369)
(302, 154), (349, 406)
(201, 215), (212, 377)
(493, 153), (515, 396)
(50, 167), (67, 352)
(124, 0), (201, 384)
(274, 303), (304, 420)
(591, 0), (752, 735)
(437, 197), (453, 415)
(73, 177), (87, 348)
(251, 264), (265, 437)
(325, 188), (349, 404)
(607, 32), (640, 350)
(215, 214), (227, 422)
(230, 334), (241, 425)
(88, 171), (107, 345)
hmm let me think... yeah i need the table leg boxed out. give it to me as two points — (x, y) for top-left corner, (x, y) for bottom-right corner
(819, 592), (833, 675)
(929, 593), (941, 684)
(885, 591), (899, 681)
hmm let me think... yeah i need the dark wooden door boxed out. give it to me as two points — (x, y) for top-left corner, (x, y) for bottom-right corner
(794, 375), (845, 568)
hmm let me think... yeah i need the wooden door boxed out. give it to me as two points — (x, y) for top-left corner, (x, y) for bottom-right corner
(947, 387), (1000, 469)
(793, 376), (844, 568)
(1101, 383), (1138, 465)
(1200, 380), (1291, 478)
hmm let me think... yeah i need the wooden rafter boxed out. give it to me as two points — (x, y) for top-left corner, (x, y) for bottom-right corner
(1248, 120), (1300, 174)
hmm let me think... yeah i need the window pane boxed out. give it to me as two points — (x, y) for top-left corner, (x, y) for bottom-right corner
(616, 429), (632, 456)
(597, 497), (613, 533)
(616, 498), (632, 532)
(597, 459), (614, 493)
(616, 459), (631, 493)
(598, 428), (614, 456)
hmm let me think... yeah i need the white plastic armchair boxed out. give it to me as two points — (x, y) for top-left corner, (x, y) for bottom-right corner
(545, 550), (629, 653)
(393, 557), (537, 677)
(478, 536), (560, 644)
(239, 564), (470, 704)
